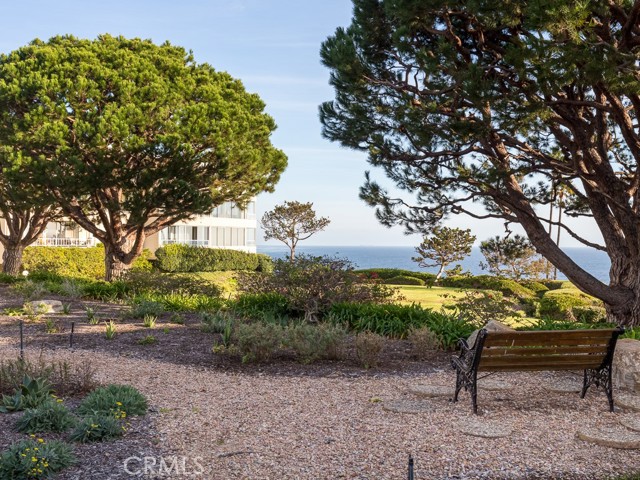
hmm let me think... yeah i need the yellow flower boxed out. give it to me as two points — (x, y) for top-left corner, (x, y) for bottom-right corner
(37, 438), (44, 443)
(56, 399), (63, 403)
(29, 434), (35, 438)
(116, 401), (123, 406)
(32, 457), (37, 462)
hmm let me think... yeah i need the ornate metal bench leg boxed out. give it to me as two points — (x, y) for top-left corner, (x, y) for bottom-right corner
(471, 372), (478, 414)
(580, 369), (589, 399)
(453, 370), (462, 403)
(605, 366), (614, 412)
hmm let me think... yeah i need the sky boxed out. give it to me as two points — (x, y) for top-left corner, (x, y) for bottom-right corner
(2, 0), (600, 247)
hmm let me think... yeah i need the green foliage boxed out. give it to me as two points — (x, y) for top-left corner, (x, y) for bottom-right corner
(137, 335), (157, 345)
(572, 306), (607, 324)
(1, 376), (53, 413)
(621, 327), (640, 340)
(134, 291), (224, 312)
(355, 268), (436, 283)
(0, 272), (23, 284)
(155, 244), (272, 273)
(0, 356), (97, 398)
(234, 322), (284, 363)
(539, 289), (595, 319)
(16, 400), (75, 433)
(22, 246), (152, 280)
(413, 227), (476, 280)
(542, 280), (567, 291)
(355, 332), (385, 369)
(440, 275), (535, 300)
(169, 313), (185, 325)
(123, 269), (222, 296)
(285, 323), (347, 364)
(13, 281), (48, 301)
(384, 275), (425, 286)
(0, 438), (75, 479)
(231, 292), (292, 321)
(520, 281), (549, 296)
(82, 280), (131, 301)
(77, 384), (148, 417)
(69, 414), (124, 443)
(142, 314), (157, 328)
(200, 311), (233, 334)
(0, 35), (286, 281)
(261, 201), (331, 260)
(479, 235), (544, 280)
(446, 290), (519, 325)
(130, 301), (165, 319)
(238, 255), (398, 322)
(85, 307), (98, 325)
(104, 321), (117, 340)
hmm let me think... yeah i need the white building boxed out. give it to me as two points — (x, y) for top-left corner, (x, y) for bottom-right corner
(0, 200), (258, 257)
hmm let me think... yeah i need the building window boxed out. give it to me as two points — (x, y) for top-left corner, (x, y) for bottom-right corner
(247, 228), (256, 246)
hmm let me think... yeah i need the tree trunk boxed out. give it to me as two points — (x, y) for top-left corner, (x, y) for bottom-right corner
(2, 244), (24, 276)
(435, 265), (445, 281)
(104, 245), (134, 281)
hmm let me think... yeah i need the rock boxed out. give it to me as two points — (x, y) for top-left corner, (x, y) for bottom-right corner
(409, 385), (454, 398)
(458, 418), (512, 438)
(467, 320), (515, 348)
(382, 399), (434, 414)
(613, 339), (640, 393)
(576, 425), (640, 449)
(616, 393), (640, 412)
(618, 415), (640, 433)
(25, 299), (63, 314)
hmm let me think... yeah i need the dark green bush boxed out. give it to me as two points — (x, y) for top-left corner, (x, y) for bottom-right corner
(440, 275), (535, 299)
(81, 280), (131, 301)
(231, 293), (292, 321)
(256, 254), (274, 273)
(327, 301), (471, 347)
(0, 272), (23, 284)
(77, 384), (148, 417)
(384, 275), (425, 286)
(520, 280), (549, 296)
(572, 305), (607, 324)
(123, 270), (221, 296)
(541, 280), (567, 290)
(0, 438), (75, 479)
(237, 256), (398, 322)
(69, 414), (123, 443)
(355, 268), (436, 283)
(155, 244), (271, 272)
(22, 246), (151, 279)
(539, 289), (595, 319)
(285, 323), (347, 363)
(16, 400), (75, 433)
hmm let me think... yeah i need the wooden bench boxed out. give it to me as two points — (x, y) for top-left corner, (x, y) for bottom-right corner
(451, 327), (624, 414)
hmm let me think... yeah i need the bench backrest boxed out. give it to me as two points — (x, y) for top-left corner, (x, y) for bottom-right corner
(475, 328), (623, 372)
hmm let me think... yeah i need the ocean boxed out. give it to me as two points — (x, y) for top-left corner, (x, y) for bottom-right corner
(257, 245), (611, 283)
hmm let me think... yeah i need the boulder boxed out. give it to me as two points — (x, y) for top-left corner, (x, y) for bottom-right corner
(25, 299), (63, 314)
(613, 339), (640, 393)
(466, 319), (515, 348)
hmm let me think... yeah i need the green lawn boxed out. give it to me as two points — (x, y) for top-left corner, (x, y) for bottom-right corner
(396, 286), (465, 310)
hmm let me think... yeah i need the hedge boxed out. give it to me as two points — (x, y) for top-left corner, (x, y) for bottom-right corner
(539, 288), (596, 319)
(355, 268), (436, 283)
(440, 275), (535, 299)
(22, 246), (152, 279)
(155, 244), (272, 273)
(384, 275), (425, 286)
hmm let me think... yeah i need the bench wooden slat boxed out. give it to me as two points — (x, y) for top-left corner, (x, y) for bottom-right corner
(483, 329), (617, 347)
(478, 363), (602, 372)
(481, 345), (608, 357)
(479, 354), (605, 370)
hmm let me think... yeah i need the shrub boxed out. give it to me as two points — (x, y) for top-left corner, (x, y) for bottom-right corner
(231, 293), (292, 321)
(22, 245), (152, 280)
(440, 275), (535, 299)
(234, 322), (284, 363)
(137, 335), (157, 345)
(520, 280), (549, 296)
(408, 327), (441, 358)
(133, 292), (224, 312)
(384, 275), (425, 286)
(69, 414), (124, 443)
(285, 323), (347, 364)
(447, 289), (518, 325)
(355, 332), (385, 369)
(123, 270), (221, 296)
(572, 305), (607, 324)
(0, 272), (23, 284)
(541, 280), (566, 290)
(12, 280), (48, 301)
(77, 384), (148, 417)
(256, 254), (274, 273)
(355, 268), (436, 283)
(82, 280), (130, 301)
(0, 356), (97, 398)
(130, 301), (165, 319)
(539, 289), (595, 319)
(142, 314), (157, 328)
(424, 313), (477, 349)
(155, 244), (271, 272)
(0, 438), (75, 479)
(1, 376), (53, 413)
(238, 255), (399, 322)
(104, 321), (117, 340)
(201, 311), (232, 334)
(16, 400), (75, 433)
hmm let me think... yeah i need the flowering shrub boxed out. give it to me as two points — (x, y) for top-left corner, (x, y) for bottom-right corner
(0, 437), (75, 479)
(77, 384), (148, 417)
(68, 414), (124, 443)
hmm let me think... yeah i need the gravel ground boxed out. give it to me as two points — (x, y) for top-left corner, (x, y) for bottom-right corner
(1, 286), (639, 479)
(1, 345), (639, 480)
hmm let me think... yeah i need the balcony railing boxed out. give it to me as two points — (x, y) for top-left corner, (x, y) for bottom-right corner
(35, 237), (97, 247)
(161, 239), (210, 247)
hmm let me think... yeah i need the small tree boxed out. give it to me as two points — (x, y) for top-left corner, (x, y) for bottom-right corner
(412, 227), (475, 281)
(480, 235), (543, 281)
(261, 201), (330, 261)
